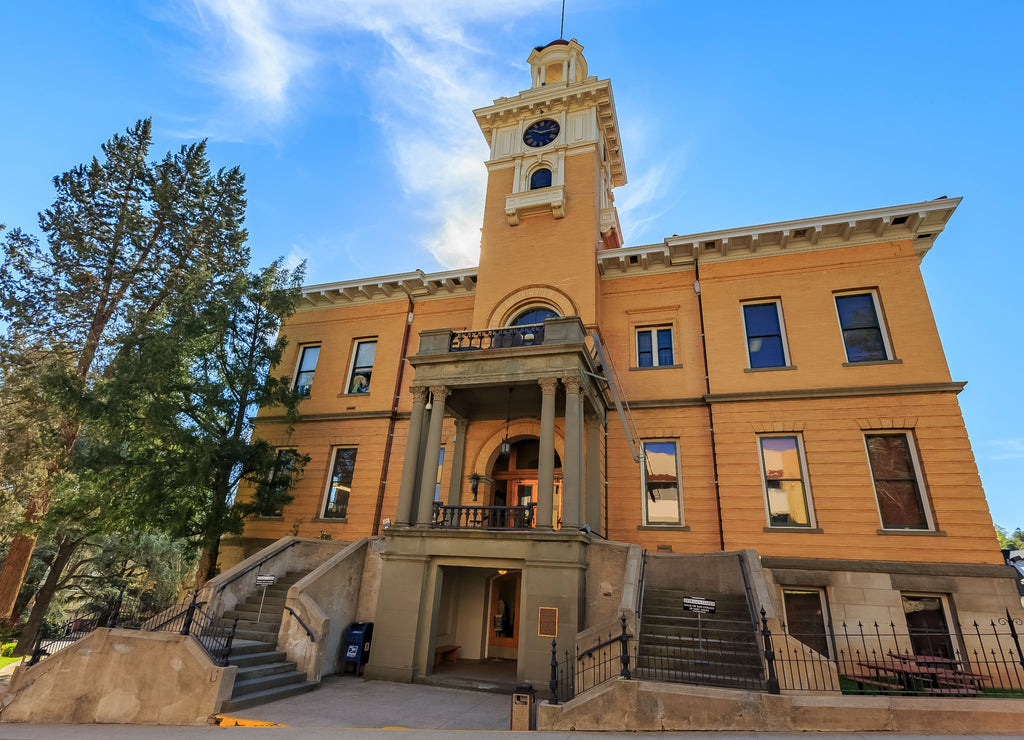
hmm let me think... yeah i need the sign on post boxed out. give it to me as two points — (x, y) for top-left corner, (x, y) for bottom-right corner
(683, 596), (716, 614)
(255, 574), (277, 588)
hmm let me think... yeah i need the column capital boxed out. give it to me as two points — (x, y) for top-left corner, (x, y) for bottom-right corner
(429, 385), (451, 403)
(410, 386), (429, 405)
(562, 374), (582, 396)
(538, 376), (559, 395)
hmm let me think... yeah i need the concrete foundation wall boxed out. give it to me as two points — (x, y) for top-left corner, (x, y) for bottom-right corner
(0, 629), (234, 726)
(539, 679), (1024, 733)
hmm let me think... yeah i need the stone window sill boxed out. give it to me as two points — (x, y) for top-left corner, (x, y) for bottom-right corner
(637, 525), (690, 531)
(745, 365), (797, 373)
(843, 359), (903, 367)
(763, 526), (823, 533)
(877, 528), (946, 536)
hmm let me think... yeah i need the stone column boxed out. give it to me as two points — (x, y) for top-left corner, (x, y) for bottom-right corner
(396, 387), (429, 527)
(562, 375), (583, 530)
(416, 385), (450, 526)
(536, 377), (558, 531)
(447, 418), (468, 505)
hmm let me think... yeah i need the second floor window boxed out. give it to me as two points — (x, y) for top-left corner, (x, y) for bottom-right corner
(835, 292), (892, 363)
(743, 301), (789, 368)
(347, 340), (377, 394)
(637, 327), (674, 367)
(294, 345), (320, 397)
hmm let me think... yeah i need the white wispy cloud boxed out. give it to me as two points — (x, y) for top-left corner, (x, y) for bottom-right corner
(988, 439), (1024, 460)
(181, 0), (558, 268)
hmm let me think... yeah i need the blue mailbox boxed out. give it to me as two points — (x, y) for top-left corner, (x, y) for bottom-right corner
(342, 621), (374, 676)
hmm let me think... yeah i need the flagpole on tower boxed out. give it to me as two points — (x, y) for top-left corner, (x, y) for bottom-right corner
(560, 0), (566, 39)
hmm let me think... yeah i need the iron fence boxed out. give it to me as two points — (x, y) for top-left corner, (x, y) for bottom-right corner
(771, 610), (1024, 697)
(550, 615), (632, 704)
(147, 591), (238, 666)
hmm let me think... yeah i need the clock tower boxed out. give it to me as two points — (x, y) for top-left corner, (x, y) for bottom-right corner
(471, 39), (627, 329)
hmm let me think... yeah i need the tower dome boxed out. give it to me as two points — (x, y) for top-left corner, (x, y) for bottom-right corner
(527, 38), (587, 89)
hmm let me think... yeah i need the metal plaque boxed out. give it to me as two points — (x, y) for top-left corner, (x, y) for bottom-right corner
(255, 574), (277, 588)
(538, 607), (558, 638)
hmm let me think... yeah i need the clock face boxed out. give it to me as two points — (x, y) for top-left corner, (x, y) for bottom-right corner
(523, 119), (560, 148)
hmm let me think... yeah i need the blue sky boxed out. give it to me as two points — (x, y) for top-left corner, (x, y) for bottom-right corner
(2, 1), (1021, 530)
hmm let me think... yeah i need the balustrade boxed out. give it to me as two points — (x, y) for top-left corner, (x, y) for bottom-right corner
(432, 502), (536, 529)
(449, 324), (545, 351)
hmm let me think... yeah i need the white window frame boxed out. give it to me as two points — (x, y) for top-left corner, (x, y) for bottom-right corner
(345, 338), (377, 395)
(864, 431), (934, 531)
(833, 290), (894, 363)
(293, 344), (321, 397)
(635, 326), (675, 368)
(641, 440), (683, 526)
(321, 446), (357, 520)
(757, 434), (816, 529)
(741, 299), (791, 368)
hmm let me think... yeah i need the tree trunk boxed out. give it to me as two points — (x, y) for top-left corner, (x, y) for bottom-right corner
(0, 466), (60, 624)
(12, 536), (80, 656)
(194, 536), (221, 590)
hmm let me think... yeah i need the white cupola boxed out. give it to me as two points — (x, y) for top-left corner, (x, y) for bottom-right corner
(527, 38), (588, 89)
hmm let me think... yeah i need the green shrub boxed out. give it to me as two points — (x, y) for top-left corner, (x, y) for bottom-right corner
(1, 642), (15, 657)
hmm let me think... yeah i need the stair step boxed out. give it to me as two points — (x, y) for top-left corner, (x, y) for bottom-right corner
(232, 669), (308, 697)
(634, 664), (765, 689)
(234, 660), (299, 680)
(227, 640), (276, 657)
(229, 650), (289, 668)
(226, 602), (286, 615)
(220, 681), (319, 712)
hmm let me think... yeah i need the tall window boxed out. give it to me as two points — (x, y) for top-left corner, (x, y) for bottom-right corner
(642, 441), (682, 525)
(637, 327), (674, 367)
(902, 593), (955, 658)
(835, 292), (891, 362)
(347, 340), (377, 394)
(322, 447), (357, 519)
(865, 433), (931, 529)
(743, 301), (789, 368)
(294, 345), (320, 397)
(758, 436), (813, 528)
(433, 446), (445, 502)
(529, 168), (552, 189)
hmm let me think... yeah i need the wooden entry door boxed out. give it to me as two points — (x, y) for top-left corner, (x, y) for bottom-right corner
(487, 572), (521, 658)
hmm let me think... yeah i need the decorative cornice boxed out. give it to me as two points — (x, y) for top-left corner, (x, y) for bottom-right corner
(598, 198), (961, 278)
(761, 556), (1013, 579)
(296, 267), (478, 312)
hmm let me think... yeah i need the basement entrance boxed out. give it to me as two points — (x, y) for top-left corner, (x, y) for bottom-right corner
(427, 565), (518, 691)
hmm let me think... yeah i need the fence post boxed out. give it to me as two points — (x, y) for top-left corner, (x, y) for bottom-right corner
(619, 614), (631, 679)
(180, 591), (198, 636)
(106, 582), (127, 628)
(760, 608), (780, 694)
(549, 638), (559, 705)
(26, 625), (48, 667)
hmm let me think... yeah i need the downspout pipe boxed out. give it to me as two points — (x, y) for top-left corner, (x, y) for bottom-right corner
(372, 294), (415, 535)
(693, 256), (726, 552)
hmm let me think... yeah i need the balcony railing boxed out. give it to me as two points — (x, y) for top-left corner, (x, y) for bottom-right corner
(449, 324), (545, 352)
(432, 502), (537, 530)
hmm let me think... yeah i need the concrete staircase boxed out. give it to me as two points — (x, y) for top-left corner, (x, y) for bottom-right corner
(636, 588), (765, 691)
(218, 570), (319, 712)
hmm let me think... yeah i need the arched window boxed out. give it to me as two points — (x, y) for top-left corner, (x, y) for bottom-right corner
(529, 168), (552, 190)
(511, 307), (558, 326)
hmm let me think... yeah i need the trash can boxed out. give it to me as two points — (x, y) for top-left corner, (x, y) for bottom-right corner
(510, 682), (536, 731)
(342, 621), (374, 676)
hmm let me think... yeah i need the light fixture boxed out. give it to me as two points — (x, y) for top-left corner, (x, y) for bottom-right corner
(500, 387), (513, 457)
(425, 392), (433, 411)
(468, 472), (481, 502)
(497, 569), (508, 575)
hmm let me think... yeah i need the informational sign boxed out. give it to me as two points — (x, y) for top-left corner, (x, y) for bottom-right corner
(255, 574), (277, 588)
(683, 596), (716, 614)
(538, 607), (558, 638)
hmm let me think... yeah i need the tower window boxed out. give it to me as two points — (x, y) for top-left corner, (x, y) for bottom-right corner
(530, 168), (552, 190)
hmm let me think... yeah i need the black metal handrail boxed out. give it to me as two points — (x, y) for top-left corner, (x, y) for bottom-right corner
(214, 539), (301, 594)
(283, 605), (316, 643)
(432, 502), (536, 529)
(737, 552), (759, 628)
(149, 591), (238, 666)
(635, 549), (648, 630)
(449, 324), (545, 352)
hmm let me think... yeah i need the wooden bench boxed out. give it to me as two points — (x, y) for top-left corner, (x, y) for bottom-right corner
(433, 644), (459, 670)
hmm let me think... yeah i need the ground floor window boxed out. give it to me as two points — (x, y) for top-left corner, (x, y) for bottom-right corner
(902, 593), (956, 658)
(782, 588), (831, 657)
(322, 447), (357, 518)
(642, 440), (682, 525)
